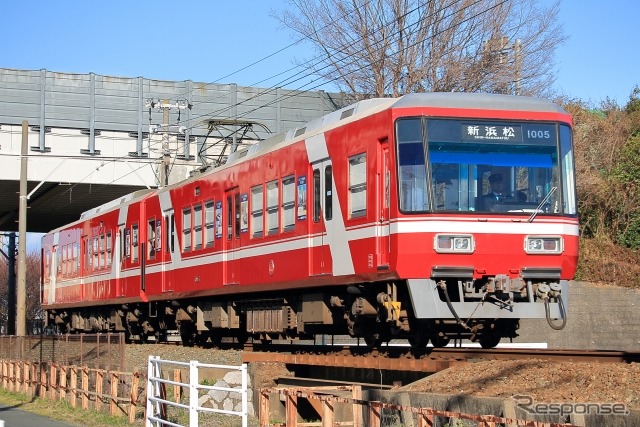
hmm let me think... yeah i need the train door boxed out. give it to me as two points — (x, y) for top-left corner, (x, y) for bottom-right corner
(224, 188), (240, 285)
(377, 139), (390, 268)
(163, 211), (175, 292)
(310, 159), (333, 276)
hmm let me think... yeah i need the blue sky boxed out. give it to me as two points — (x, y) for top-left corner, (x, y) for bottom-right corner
(3, 0), (638, 105)
(4, 0), (638, 250)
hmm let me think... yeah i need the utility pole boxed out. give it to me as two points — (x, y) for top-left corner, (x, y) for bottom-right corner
(17, 121), (28, 336)
(7, 233), (16, 335)
(145, 99), (191, 188)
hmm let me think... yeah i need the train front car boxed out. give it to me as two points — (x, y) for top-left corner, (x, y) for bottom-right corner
(390, 93), (577, 348)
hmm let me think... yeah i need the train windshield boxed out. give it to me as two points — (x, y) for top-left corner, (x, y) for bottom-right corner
(396, 118), (576, 215)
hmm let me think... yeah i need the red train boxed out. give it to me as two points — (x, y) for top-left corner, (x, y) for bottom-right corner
(41, 92), (578, 348)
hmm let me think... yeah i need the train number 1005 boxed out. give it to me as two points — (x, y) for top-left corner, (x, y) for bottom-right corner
(527, 130), (551, 139)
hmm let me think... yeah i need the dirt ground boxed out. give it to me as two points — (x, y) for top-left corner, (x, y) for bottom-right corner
(401, 359), (640, 409)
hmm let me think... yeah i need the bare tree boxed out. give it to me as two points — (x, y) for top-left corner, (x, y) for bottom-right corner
(275, 0), (565, 97)
(0, 251), (43, 327)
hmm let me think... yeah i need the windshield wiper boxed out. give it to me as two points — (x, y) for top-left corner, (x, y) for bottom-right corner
(528, 186), (557, 223)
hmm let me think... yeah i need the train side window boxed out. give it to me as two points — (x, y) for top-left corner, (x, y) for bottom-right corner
(313, 169), (321, 223)
(324, 165), (333, 221)
(99, 234), (105, 268)
(266, 180), (279, 235)
(105, 234), (111, 267)
(124, 229), (131, 259)
(132, 224), (139, 262)
(205, 200), (215, 247)
(166, 213), (175, 254)
(234, 193), (241, 239)
(194, 204), (203, 249)
(62, 245), (67, 276)
(93, 237), (99, 268)
(282, 175), (295, 232)
(226, 196), (233, 240)
(251, 185), (264, 238)
(148, 219), (156, 259)
(182, 208), (192, 252)
(348, 153), (367, 218)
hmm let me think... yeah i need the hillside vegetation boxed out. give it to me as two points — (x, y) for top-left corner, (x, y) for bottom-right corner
(564, 87), (640, 287)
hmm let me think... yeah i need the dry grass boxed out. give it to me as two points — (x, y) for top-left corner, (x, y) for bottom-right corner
(577, 236), (640, 288)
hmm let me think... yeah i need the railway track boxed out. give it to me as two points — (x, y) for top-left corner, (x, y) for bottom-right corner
(241, 343), (640, 373)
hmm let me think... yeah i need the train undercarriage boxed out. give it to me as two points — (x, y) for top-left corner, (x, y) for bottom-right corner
(46, 280), (524, 349)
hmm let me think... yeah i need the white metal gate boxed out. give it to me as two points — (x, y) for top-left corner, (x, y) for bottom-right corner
(146, 355), (248, 427)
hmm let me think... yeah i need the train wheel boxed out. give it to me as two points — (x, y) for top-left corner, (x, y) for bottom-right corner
(407, 332), (428, 349)
(364, 334), (382, 348)
(479, 333), (501, 349)
(178, 322), (195, 346)
(431, 334), (450, 348)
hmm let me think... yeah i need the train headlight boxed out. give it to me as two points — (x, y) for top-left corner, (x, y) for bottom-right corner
(434, 234), (474, 253)
(524, 236), (563, 254)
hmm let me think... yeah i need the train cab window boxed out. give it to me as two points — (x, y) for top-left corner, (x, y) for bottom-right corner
(396, 118), (429, 212)
(324, 166), (333, 221)
(182, 208), (192, 252)
(348, 153), (367, 218)
(251, 185), (264, 238)
(266, 180), (279, 235)
(132, 224), (139, 262)
(194, 204), (203, 249)
(148, 219), (156, 259)
(282, 176), (295, 231)
(313, 169), (321, 223)
(204, 201), (215, 247)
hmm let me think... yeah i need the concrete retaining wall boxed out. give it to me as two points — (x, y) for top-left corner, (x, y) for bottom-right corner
(516, 282), (640, 350)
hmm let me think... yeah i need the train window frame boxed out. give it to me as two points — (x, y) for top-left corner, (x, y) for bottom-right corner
(204, 200), (215, 247)
(194, 203), (203, 249)
(348, 153), (367, 218)
(266, 179), (279, 235)
(182, 208), (192, 252)
(251, 185), (264, 238)
(281, 175), (295, 232)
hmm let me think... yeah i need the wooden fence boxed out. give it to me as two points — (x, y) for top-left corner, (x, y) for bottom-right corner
(0, 359), (144, 423)
(259, 387), (577, 427)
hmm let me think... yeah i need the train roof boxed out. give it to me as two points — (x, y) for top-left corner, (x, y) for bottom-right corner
(392, 92), (568, 114)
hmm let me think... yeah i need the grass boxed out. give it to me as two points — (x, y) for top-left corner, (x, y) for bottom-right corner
(0, 388), (142, 426)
